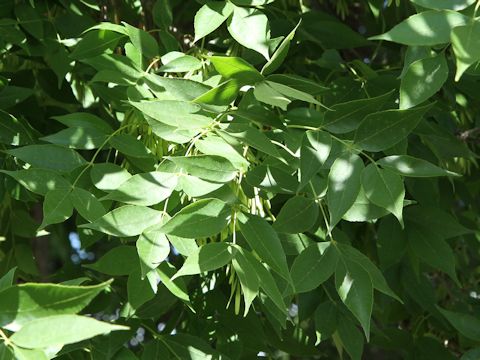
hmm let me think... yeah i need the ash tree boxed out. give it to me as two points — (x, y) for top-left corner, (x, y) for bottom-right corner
(0, 0), (479, 359)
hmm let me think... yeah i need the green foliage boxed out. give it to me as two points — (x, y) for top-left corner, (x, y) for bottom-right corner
(0, 0), (479, 359)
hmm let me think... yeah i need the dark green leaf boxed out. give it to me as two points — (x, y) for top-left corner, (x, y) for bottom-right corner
(84, 246), (138, 275)
(6, 145), (87, 172)
(323, 90), (394, 134)
(354, 104), (433, 152)
(274, 196), (318, 234)
(291, 242), (338, 293)
(237, 213), (290, 281)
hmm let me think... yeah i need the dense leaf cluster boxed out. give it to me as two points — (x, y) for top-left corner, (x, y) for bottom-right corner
(0, 0), (479, 359)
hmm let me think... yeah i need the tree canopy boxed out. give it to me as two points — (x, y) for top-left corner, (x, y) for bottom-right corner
(0, 0), (479, 359)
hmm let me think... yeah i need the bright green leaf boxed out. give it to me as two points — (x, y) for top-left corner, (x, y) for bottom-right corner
(369, 10), (468, 46)
(327, 153), (364, 229)
(400, 54), (448, 109)
(10, 314), (128, 349)
(160, 199), (231, 238)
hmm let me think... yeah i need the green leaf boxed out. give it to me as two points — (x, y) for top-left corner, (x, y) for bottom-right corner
(0, 280), (111, 328)
(159, 53), (202, 73)
(335, 258), (373, 339)
(407, 224), (459, 284)
(377, 155), (460, 177)
(173, 242), (234, 278)
(336, 316), (364, 360)
(336, 243), (401, 302)
(84, 53), (143, 81)
(291, 242), (338, 293)
(400, 54), (448, 109)
(123, 22), (158, 59)
(155, 262), (191, 302)
(195, 134), (249, 171)
(361, 164), (405, 225)
(178, 175), (225, 198)
(11, 345), (47, 360)
(210, 56), (264, 84)
(267, 74), (328, 94)
(301, 17), (370, 50)
(451, 20), (480, 81)
(231, 0), (275, 4)
(10, 314), (128, 349)
(109, 134), (155, 159)
(90, 163), (132, 191)
(232, 249), (259, 315)
(354, 104), (433, 152)
(227, 6), (271, 60)
(160, 198), (231, 238)
(273, 196), (318, 234)
(369, 10), (468, 46)
(79, 206), (164, 237)
(327, 153), (364, 229)
(145, 73), (212, 101)
(127, 268), (155, 309)
(6, 145), (87, 172)
(400, 46), (431, 78)
(221, 122), (279, 158)
(342, 188), (390, 222)
(322, 90), (394, 134)
(193, 79), (241, 105)
(70, 30), (124, 59)
(437, 307), (480, 341)
(137, 224), (170, 278)
(314, 301), (338, 342)
(41, 126), (108, 150)
(265, 81), (322, 107)
(377, 216), (407, 268)
(102, 172), (178, 206)
(405, 205), (471, 239)
(237, 213), (290, 281)
(0, 268), (16, 292)
(0, 169), (70, 195)
(299, 130), (332, 188)
(153, 0), (173, 29)
(253, 81), (291, 110)
(262, 21), (301, 76)
(462, 349), (480, 360)
(39, 188), (73, 229)
(239, 247), (287, 314)
(0, 111), (32, 145)
(71, 188), (106, 222)
(84, 246), (138, 275)
(166, 155), (237, 182)
(131, 100), (212, 130)
(51, 112), (113, 134)
(410, 0), (475, 10)
(194, 1), (234, 42)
